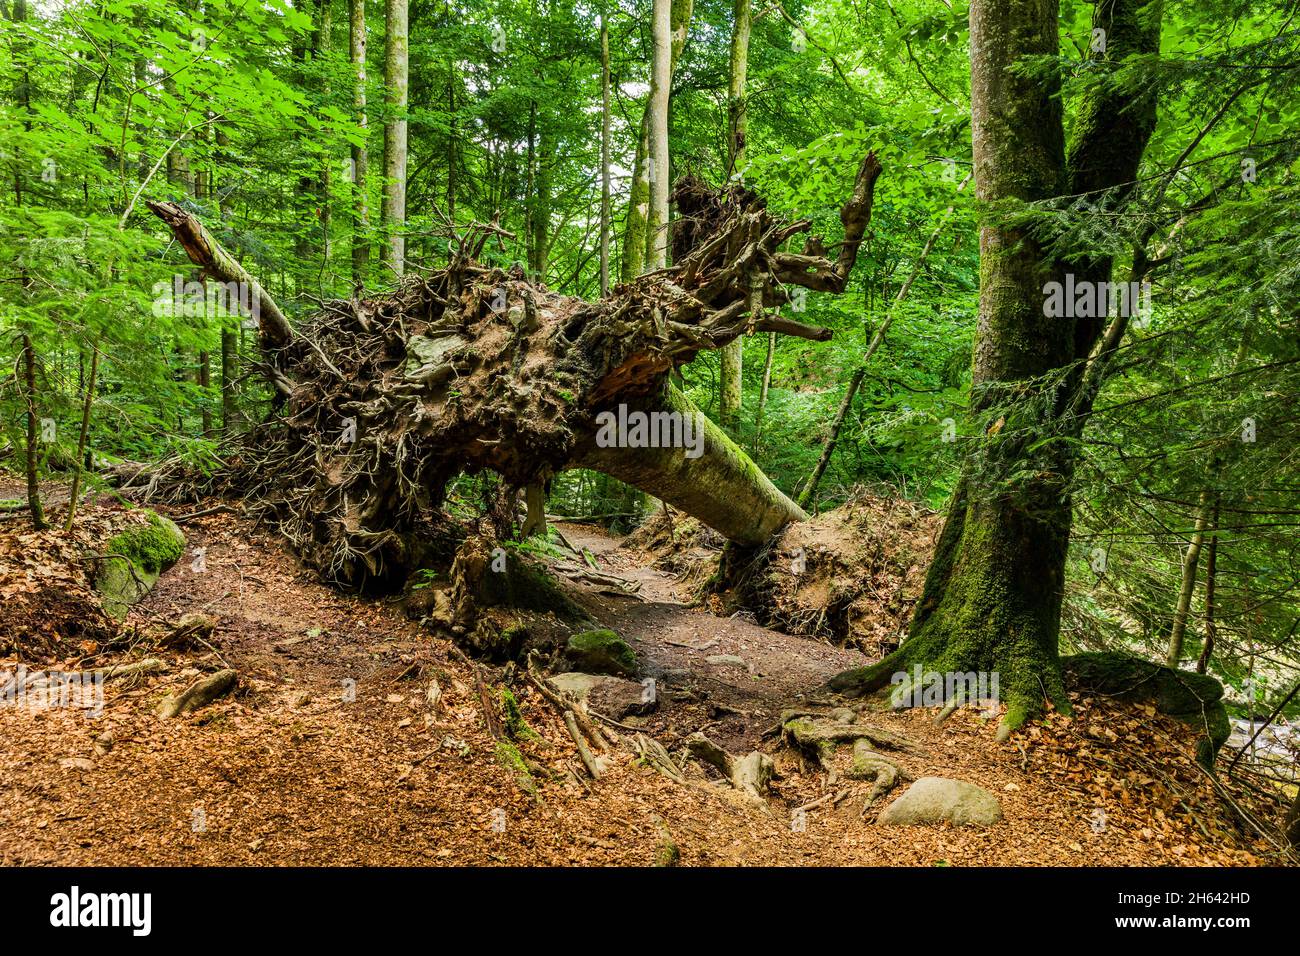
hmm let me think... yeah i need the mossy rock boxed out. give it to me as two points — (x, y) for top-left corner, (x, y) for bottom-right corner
(1063, 652), (1230, 768)
(564, 629), (639, 678)
(95, 511), (186, 620)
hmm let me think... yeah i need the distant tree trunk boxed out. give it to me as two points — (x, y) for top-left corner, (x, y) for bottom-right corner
(350, 0), (369, 285)
(221, 324), (239, 435)
(753, 330), (775, 451)
(381, 0), (409, 278)
(316, 0), (334, 271)
(623, 0), (689, 280)
(65, 341), (99, 529)
(21, 333), (47, 531)
(645, 0), (675, 271)
(718, 0), (751, 427)
(530, 128), (554, 278)
(1167, 491), (1214, 667)
(621, 113), (651, 282)
(446, 67), (457, 225)
(599, 11), (611, 296)
(198, 351), (212, 433)
(1196, 499), (1221, 674)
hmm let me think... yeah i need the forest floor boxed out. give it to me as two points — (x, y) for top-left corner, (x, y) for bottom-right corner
(0, 482), (1290, 866)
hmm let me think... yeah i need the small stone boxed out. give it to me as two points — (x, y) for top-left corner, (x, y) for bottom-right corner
(59, 757), (95, 772)
(877, 776), (1002, 827)
(705, 654), (748, 669)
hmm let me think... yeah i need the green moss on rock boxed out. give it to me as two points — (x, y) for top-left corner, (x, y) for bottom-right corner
(1063, 651), (1230, 768)
(564, 629), (639, 678)
(95, 511), (186, 620)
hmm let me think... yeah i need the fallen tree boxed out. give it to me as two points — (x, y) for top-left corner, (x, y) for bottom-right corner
(141, 155), (882, 593)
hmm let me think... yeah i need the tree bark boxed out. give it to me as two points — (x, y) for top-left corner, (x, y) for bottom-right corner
(221, 326), (239, 434)
(622, 111), (651, 282)
(825, 0), (1161, 738)
(646, 0), (670, 270)
(350, 0), (369, 286)
(575, 384), (804, 545)
(65, 341), (99, 529)
(381, 0), (409, 278)
(599, 12), (611, 297)
(1167, 491), (1213, 667)
(1195, 499), (1221, 674)
(718, 0), (751, 428)
(21, 334), (46, 530)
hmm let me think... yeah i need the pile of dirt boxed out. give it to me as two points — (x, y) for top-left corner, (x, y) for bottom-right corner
(0, 484), (147, 661)
(620, 507), (724, 589)
(751, 491), (940, 654)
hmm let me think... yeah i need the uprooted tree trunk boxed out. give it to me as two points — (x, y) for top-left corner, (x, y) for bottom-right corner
(141, 155), (881, 595)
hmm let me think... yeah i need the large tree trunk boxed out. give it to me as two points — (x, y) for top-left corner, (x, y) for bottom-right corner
(147, 156), (882, 588)
(574, 384), (803, 544)
(21, 333), (47, 531)
(825, 0), (1161, 737)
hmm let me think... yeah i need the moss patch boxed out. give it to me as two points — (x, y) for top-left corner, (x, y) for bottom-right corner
(564, 629), (639, 678)
(95, 511), (186, 620)
(500, 686), (541, 742)
(494, 740), (537, 795)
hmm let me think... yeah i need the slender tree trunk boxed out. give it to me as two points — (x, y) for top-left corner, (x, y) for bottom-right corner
(753, 330), (775, 451)
(530, 128), (554, 278)
(350, 0), (369, 286)
(599, 11), (611, 296)
(646, 0), (673, 271)
(316, 0), (334, 271)
(198, 351), (212, 433)
(718, 0), (751, 427)
(623, 0), (689, 280)
(381, 0), (409, 278)
(1166, 491), (1214, 667)
(65, 341), (99, 529)
(21, 333), (47, 531)
(221, 325), (239, 434)
(621, 112), (651, 282)
(1196, 499), (1221, 674)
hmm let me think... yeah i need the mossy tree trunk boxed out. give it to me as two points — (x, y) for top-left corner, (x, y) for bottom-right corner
(826, 0), (1162, 735)
(574, 383), (805, 545)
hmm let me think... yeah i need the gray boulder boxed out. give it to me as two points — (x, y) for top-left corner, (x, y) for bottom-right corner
(877, 776), (1002, 827)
